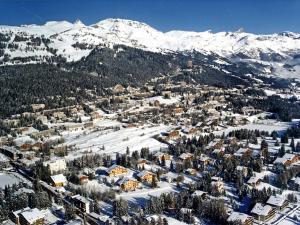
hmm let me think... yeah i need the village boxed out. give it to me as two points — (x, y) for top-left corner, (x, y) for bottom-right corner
(1, 67), (300, 225)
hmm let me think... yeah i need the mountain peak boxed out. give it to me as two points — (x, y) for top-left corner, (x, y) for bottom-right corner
(74, 19), (85, 27)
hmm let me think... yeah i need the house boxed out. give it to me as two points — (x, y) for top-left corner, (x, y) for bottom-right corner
(250, 203), (275, 222)
(113, 84), (125, 94)
(53, 111), (66, 120)
(234, 148), (252, 158)
(50, 174), (67, 187)
(78, 175), (89, 185)
(212, 147), (225, 156)
(167, 130), (180, 140)
(117, 177), (139, 191)
(43, 159), (67, 174)
(136, 159), (151, 170)
(10, 208), (44, 225)
(185, 168), (197, 175)
(154, 152), (171, 162)
(90, 111), (102, 120)
(266, 195), (289, 211)
(273, 153), (299, 170)
(71, 195), (91, 213)
(137, 170), (156, 184)
(179, 153), (194, 161)
(227, 212), (253, 225)
(106, 164), (128, 177)
(247, 176), (262, 188)
(31, 104), (45, 112)
(172, 107), (184, 115)
(199, 154), (211, 166)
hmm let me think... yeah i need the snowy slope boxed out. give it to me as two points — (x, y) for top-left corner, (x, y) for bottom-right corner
(1, 18), (300, 71)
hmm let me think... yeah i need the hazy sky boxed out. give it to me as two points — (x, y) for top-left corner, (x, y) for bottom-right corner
(0, 0), (300, 34)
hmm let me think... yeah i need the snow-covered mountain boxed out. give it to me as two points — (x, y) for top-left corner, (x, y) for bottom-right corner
(1, 18), (300, 78)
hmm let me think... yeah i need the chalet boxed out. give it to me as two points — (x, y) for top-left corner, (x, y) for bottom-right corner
(106, 164), (128, 177)
(137, 170), (156, 184)
(137, 159), (151, 170)
(273, 153), (299, 170)
(234, 148), (252, 158)
(172, 107), (184, 115)
(78, 175), (89, 185)
(90, 111), (102, 120)
(266, 195), (289, 211)
(36, 115), (48, 124)
(179, 153), (194, 161)
(154, 152), (171, 161)
(199, 154), (211, 166)
(212, 147), (225, 156)
(247, 176), (262, 188)
(11, 208), (44, 225)
(20, 143), (32, 151)
(227, 212), (253, 225)
(50, 174), (67, 187)
(63, 123), (83, 131)
(167, 130), (180, 140)
(185, 168), (197, 175)
(251, 203), (275, 222)
(113, 84), (125, 94)
(207, 139), (224, 149)
(43, 159), (67, 174)
(53, 111), (66, 120)
(31, 104), (45, 112)
(181, 127), (198, 135)
(71, 195), (91, 213)
(117, 177), (139, 191)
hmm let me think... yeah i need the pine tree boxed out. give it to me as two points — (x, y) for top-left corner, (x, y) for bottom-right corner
(65, 204), (76, 221)
(290, 138), (295, 152)
(296, 142), (300, 152)
(281, 133), (289, 143)
(278, 144), (285, 157)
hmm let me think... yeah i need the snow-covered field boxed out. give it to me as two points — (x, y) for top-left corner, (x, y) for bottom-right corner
(116, 181), (179, 207)
(214, 119), (299, 136)
(0, 172), (25, 188)
(63, 122), (171, 160)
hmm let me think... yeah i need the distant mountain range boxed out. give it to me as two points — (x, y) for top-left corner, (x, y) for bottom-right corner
(0, 18), (300, 79)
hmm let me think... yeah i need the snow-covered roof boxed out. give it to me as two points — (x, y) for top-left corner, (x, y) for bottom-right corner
(267, 195), (287, 207)
(251, 203), (273, 216)
(137, 170), (154, 178)
(50, 174), (67, 184)
(179, 152), (193, 160)
(72, 194), (90, 204)
(116, 177), (138, 185)
(227, 211), (251, 223)
(20, 208), (44, 223)
(106, 164), (126, 173)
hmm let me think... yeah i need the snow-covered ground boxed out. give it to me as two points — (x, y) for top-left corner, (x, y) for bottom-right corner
(214, 119), (299, 136)
(0, 172), (30, 188)
(63, 122), (171, 160)
(116, 181), (179, 207)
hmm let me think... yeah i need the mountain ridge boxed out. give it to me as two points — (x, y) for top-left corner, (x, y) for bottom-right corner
(0, 18), (300, 80)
